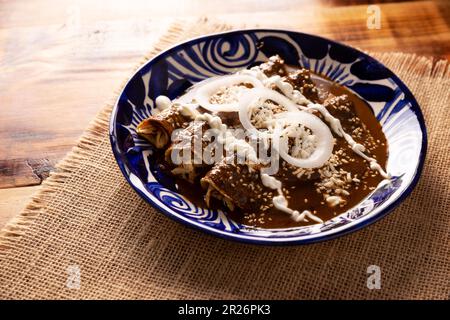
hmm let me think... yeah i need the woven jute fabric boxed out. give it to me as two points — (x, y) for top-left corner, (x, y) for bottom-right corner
(0, 19), (449, 300)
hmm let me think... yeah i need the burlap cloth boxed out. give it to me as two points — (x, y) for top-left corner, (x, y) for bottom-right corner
(0, 20), (449, 300)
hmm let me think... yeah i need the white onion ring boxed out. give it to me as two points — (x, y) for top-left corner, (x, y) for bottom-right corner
(238, 88), (299, 136)
(194, 74), (264, 112)
(175, 76), (220, 104)
(275, 111), (334, 168)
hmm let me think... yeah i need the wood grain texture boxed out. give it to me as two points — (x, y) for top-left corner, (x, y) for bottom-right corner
(0, 186), (40, 229)
(0, 0), (449, 227)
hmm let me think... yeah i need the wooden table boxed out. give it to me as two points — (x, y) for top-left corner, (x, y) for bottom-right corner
(1, 0), (449, 228)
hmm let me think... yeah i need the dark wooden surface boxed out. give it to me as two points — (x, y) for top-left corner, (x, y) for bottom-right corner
(0, 0), (449, 228)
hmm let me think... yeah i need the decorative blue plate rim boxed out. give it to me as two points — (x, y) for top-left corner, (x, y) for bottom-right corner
(109, 28), (427, 245)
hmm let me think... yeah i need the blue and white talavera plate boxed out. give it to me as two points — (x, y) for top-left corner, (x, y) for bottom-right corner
(109, 29), (427, 245)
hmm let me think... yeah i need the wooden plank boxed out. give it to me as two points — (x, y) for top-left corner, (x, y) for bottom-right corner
(0, 186), (40, 229)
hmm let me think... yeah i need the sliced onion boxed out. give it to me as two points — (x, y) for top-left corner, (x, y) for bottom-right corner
(238, 88), (299, 136)
(194, 75), (264, 112)
(275, 111), (334, 168)
(175, 76), (220, 104)
(178, 77), (334, 169)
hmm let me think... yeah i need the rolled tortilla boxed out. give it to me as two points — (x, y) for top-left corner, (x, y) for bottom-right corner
(164, 120), (215, 183)
(260, 55), (320, 102)
(136, 107), (190, 149)
(258, 54), (288, 77)
(200, 159), (275, 212)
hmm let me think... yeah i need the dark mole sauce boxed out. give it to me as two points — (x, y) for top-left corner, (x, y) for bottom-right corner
(163, 71), (389, 229)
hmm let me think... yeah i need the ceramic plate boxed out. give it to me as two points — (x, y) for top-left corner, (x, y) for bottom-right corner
(109, 29), (427, 245)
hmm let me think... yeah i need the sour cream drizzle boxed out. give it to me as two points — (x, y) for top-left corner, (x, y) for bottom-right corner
(261, 173), (323, 223)
(152, 65), (389, 223)
(307, 103), (390, 179)
(241, 67), (389, 178)
(177, 103), (260, 165)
